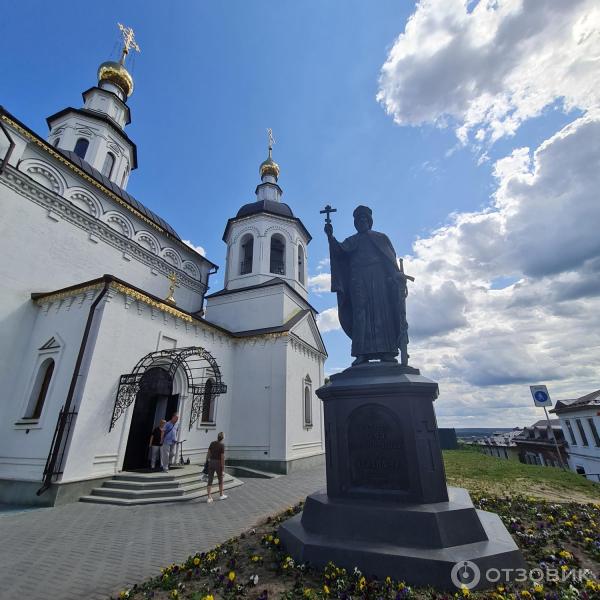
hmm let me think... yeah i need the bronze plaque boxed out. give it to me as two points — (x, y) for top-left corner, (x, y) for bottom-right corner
(348, 403), (409, 491)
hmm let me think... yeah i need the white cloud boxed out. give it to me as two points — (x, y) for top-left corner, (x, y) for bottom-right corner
(377, 0), (600, 144)
(308, 272), (331, 293)
(316, 307), (341, 333)
(317, 257), (330, 271)
(403, 112), (600, 424)
(183, 239), (206, 256)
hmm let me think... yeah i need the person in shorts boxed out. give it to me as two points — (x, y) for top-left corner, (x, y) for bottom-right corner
(206, 431), (226, 503)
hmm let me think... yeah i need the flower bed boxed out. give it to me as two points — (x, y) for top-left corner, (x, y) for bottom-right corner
(113, 496), (600, 600)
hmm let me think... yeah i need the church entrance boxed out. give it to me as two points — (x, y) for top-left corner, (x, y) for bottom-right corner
(123, 367), (178, 471)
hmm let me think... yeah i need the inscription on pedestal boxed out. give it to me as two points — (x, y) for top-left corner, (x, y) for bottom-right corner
(348, 403), (409, 491)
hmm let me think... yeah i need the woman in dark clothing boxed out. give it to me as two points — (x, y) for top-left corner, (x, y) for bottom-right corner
(206, 432), (226, 503)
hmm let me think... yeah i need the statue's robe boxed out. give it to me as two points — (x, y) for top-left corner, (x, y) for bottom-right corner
(329, 230), (407, 358)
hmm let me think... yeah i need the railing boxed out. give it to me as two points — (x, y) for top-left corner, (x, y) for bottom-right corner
(270, 260), (285, 275)
(240, 258), (252, 275)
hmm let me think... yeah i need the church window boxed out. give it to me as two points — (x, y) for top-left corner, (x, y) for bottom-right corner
(121, 164), (129, 187)
(588, 418), (600, 447)
(74, 137), (89, 159)
(565, 419), (576, 445)
(201, 379), (216, 424)
(303, 375), (312, 427)
(240, 234), (254, 275)
(102, 152), (116, 178)
(24, 358), (55, 420)
(270, 234), (286, 275)
(298, 245), (305, 285)
(576, 418), (589, 446)
(53, 138), (61, 147)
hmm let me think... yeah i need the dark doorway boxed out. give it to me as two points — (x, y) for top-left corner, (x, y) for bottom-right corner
(123, 367), (177, 471)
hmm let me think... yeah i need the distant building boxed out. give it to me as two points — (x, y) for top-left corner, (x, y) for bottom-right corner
(513, 420), (568, 468)
(551, 389), (600, 483)
(472, 429), (522, 461)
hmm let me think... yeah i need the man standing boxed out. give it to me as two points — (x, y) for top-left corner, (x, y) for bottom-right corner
(149, 418), (165, 471)
(206, 432), (227, 503)
(325, 205), (411, 366)
(161, 413), (179, 472)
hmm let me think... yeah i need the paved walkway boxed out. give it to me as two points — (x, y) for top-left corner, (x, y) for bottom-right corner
(0, 466), (326, 600)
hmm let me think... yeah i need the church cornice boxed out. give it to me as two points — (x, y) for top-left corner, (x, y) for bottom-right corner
(46, 107), (138, 168)
(1, 164), (206, 294)
(1, 108), (216, 272)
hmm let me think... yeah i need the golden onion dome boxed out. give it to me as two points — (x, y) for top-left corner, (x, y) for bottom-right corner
(260, 155), (280, 181)
(97, 61), (134, 98)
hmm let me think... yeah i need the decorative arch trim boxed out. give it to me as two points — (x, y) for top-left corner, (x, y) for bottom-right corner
(110, 346), (227, 431)
(65, 187), (103, 218)
(232, 225), (261, 244)
(103, 210), (134, 238)
(134, 230), (160, 254)
(161, 247), (183, 268)
(264, 225), (294, 242)
(20, 158), (68, 195)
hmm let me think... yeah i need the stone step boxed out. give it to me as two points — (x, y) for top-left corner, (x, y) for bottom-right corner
(105, 472), (218, 490)
(112, 466), (203, 483)
(95, 475), (236, 499)
(79, 478), (243, 506)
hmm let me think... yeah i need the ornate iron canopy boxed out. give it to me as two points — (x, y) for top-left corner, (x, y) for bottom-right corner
(110, 346), (227, 431)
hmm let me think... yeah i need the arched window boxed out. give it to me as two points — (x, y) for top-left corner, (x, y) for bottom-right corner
(102, 152), (116, 178)
(53, 138), (61, 147)
(298, 245), (305, 285)
(121, 164), (129, 187)
(270, 234), (286, 275)
(201, 379), (216, 424)
(73, 138), (89, 160)
(239, 233), (254, 275)
(24, 359), (55, 419)
(304, 385), (312, 427)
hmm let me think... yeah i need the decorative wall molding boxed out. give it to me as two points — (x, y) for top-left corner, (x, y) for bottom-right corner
(2, 166), (205, 293)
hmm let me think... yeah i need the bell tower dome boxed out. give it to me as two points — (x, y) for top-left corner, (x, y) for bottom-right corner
(46, 23), (140, 190)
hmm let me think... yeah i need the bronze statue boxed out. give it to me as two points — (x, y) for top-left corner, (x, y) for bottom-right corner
(323, 205), (413, 367)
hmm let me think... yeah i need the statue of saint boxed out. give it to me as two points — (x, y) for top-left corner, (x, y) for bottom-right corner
(325, 205), (411, 367)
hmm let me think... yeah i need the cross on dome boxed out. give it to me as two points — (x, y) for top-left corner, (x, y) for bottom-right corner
(117, 23), (141, 66)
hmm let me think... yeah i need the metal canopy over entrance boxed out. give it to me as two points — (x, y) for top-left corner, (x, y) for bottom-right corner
(110, 346), (227, 431)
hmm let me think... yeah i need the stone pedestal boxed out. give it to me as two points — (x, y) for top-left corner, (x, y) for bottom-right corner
(279, 363), (525, 590)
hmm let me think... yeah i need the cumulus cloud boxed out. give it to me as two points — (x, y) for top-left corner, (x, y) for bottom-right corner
(317, 113), (600, 425)
(183, 239), (206, 256)
(377, 0), (600, 144)
(316, 307), (341, 333)
(308, 272), (331, 293)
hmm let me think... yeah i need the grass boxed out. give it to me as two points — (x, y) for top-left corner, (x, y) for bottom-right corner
(443, 448), (600, 503)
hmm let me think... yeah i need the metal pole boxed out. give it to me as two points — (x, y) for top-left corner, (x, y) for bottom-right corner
(544, 406), (567, 470)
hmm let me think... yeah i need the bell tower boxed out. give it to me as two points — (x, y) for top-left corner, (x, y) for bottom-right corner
(46, 23), (140, 189)
(221, 130), (311, 298)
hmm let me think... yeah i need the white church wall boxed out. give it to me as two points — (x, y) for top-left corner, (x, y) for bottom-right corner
(1, 151), (206, 310)
(59, 290), (235, 483)
(0, 291), (95, 482)
(286, 337), (325, 462)
(206, 286), (287, 332)
(226, 336), (288, 463)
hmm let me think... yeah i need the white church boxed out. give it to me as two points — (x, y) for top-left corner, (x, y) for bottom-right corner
(0, 28), (326, 506)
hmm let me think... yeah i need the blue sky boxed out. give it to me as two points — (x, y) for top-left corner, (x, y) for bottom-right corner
(2, 1), (599, 427)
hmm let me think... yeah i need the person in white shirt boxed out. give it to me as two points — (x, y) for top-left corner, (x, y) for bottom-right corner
(161, 413), (179, 472)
